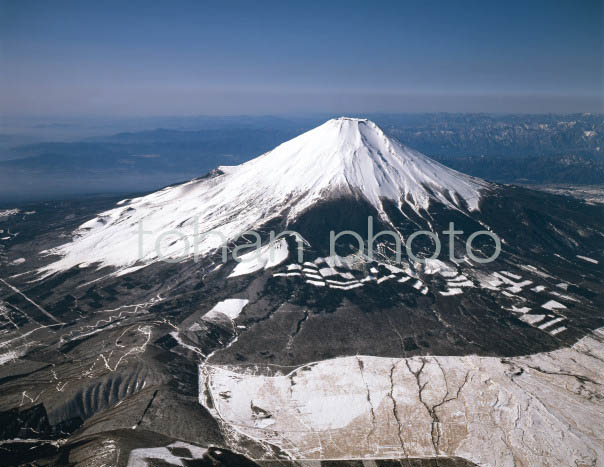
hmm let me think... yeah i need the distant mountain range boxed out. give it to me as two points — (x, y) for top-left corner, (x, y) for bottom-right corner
(0, 113), (602, 200)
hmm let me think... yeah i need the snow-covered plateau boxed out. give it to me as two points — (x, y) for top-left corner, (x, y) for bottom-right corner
(200, 328), (604, 465)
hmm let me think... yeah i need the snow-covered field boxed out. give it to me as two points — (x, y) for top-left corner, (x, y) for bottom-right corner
(200, 328), (604, 465)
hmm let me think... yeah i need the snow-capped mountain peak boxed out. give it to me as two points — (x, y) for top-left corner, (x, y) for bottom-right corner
(241, 116), (485, 215)
(41, 118), (487, 272)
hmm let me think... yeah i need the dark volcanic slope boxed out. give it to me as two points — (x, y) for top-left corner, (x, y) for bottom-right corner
(203, 186), (603, 367)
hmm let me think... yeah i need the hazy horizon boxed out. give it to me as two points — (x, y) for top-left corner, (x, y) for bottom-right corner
(1, 0), (602, 117)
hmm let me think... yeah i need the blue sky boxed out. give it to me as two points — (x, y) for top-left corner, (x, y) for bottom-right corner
(1, 0), (602, 116)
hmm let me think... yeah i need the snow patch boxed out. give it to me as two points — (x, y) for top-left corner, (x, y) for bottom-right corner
(228, 239), (289, 278)
(203, 299), (249, 322)
(542, 300), (566, 311)
(128, 442), (208, 466)
(440, 288), (463, 296)
(520, 314), (546, 325)
(0, 209), (20, 218)
(577, 255), (599, 264)
(306, 280), (326, 287)
(538, 318), (565, 330)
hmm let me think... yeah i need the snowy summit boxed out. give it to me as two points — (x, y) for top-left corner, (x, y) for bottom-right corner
(41, 117), (487, 272)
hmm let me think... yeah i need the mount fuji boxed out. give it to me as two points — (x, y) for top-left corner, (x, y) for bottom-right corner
(40, 117), (488, 274)
(0, 118), (602, 466)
